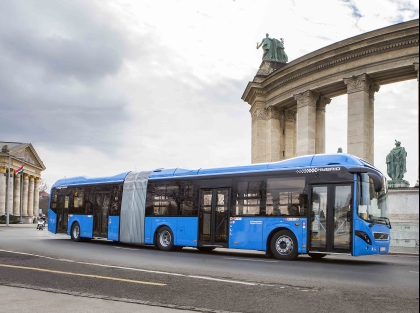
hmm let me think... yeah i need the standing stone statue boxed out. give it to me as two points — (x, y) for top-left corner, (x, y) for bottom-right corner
(337, 147), (343, 153)
(386, 140), (409, 187)
(256, 34), (288, 63)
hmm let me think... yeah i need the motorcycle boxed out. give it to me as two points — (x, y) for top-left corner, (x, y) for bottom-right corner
(37, 219), (46, 230)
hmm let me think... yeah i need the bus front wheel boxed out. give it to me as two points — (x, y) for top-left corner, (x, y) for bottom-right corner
(271, 230), (298, 260)
(71, 222), (82, 242)
(156, 226), (175, 251)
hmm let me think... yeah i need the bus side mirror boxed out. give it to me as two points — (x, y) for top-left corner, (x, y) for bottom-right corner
(368, 172), (383, 192)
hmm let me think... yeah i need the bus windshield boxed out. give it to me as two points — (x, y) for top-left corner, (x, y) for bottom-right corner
(358, 173), (389, 224)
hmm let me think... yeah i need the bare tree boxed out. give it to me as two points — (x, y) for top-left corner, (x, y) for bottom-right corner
(38, 180), (48, 193)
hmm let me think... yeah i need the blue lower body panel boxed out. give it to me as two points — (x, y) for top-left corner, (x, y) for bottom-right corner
(47, 209), (57, 234)
(108, 216), (120, 241)
(229, 217), (307, 253)
(145, 217), (198, 247)
(67, 215), (93, 238)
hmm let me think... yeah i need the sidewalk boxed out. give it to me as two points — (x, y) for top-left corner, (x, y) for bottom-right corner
(0, 285), (203, 313)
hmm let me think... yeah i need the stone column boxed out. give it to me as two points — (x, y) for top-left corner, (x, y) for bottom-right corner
(13, 174), (21, 216)
(22, 174), (29, 217)
(344, 74), (375, 164)
(250, 101), (267, 164)
(7, 171), (13, 217)
(315, 96), (331, 154)
(266, 106), (282, 162)
(368, 84), (380, 165)
(284, 110), (297, 159)
(0, 167), (6, 216)
(28, 176), (35, 218)
(295, 90), (319, 156)
(415, 63), (419, 187)
(34, 177), (40, 216)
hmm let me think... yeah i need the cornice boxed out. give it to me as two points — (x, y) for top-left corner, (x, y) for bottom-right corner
(265, 35), (418, 93)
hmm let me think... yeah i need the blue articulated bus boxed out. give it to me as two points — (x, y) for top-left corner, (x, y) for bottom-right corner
(48, 153), (391, 260)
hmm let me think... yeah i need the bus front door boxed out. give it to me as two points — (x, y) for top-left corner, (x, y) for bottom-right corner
(309, 184), (352, 254)
(198, 188), (229, 248)
(93, 193), (110, 238)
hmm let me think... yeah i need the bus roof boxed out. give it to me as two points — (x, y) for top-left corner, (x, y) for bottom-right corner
(52, 153), (380, 188)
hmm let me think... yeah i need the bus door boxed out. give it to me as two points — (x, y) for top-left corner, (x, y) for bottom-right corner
(309, 184), (352, 254)
(198, 188), (230, 248)
(93, 192), (110, 238)
(55, 195), (69, 233)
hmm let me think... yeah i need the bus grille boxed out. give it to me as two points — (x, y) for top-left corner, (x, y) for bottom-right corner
(373, 232), (389, 240)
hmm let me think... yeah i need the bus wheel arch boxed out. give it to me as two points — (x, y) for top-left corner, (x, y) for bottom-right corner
(155, 225), (176, 251)
(268, 228), (298, 260)
(71, 222), (82, 242)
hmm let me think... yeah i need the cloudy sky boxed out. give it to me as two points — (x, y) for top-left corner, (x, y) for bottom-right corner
(1, 0), (418, 188)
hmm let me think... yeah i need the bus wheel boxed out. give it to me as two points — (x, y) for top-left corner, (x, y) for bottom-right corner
(156, 226), (175, 251)
(308, 253), (327, 259)
(71, 222), (82, 242)
(271, 230), (298, 260)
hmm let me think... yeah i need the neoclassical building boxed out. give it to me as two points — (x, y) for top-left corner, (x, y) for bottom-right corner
(0, 142), (46, 223)
(242, 19), (419, 166)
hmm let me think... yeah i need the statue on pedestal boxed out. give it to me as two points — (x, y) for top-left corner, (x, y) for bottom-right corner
(256, 34), (288, 63)
(386, 140), (409, 187)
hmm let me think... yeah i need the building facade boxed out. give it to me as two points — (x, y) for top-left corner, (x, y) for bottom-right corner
(0, 142), (46, 223)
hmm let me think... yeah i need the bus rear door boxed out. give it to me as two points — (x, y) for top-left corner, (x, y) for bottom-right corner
(198, 188), (230, 248)
(309, 184), (352, 255)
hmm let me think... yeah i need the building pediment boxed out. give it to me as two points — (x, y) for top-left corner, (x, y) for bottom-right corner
(0, 141), (46, 177)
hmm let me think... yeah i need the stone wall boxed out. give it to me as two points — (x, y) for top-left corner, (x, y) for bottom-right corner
(388, 188), (419, 250)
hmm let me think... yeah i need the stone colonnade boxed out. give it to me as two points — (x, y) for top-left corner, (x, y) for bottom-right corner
(250, 73), (383, 165)
(0, 166), (41, 221)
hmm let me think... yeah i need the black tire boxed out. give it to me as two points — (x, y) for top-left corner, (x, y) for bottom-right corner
(308, 253), (327, 259)
(197, 247), (216, 252)
(156, 226), (175, 251)
(270, 229), (298, 260)
(71, 222), (82, 242)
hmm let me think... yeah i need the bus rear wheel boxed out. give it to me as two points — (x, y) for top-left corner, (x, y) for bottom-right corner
(271, 230), (298, 260)
(156, 226), (175, 251)
(71, 222), (82, 242)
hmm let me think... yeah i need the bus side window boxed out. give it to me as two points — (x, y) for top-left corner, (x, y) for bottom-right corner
(145, 181), (194, 216)
(232, 180), (265, 216)
(266, 177), (305, 216)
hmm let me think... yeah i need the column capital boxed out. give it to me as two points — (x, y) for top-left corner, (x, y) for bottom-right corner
(35, 177), (41, 183)
(343, 73), (373, 94)
(284, 110), (296, 122)
(294, 90), (319, 109)
(267, 106), (282, 120)
(29, 175), (35, 181)
(250, 102), (268, 121)
(23, 173), (29, 180)
(369, 83), (380, 100)
(317, 96), (331, 111)
(0, 166), (7, 173)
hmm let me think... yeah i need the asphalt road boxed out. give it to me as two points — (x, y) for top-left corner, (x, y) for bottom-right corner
(0, 225), (418, 313)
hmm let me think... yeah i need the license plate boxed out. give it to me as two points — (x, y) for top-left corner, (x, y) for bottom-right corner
(380, 247), (386, 252)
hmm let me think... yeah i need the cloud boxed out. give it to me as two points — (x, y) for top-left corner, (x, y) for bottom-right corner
(0, 0), (131, 154)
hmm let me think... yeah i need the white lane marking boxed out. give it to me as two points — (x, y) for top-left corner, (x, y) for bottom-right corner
(409, 271), (419, 273)
(188, 275), (257, 285)
(0, 249), (254, 285)
(225, 257), (279, 263)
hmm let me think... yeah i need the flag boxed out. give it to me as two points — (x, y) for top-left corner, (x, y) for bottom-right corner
(15, 165), (24, 175)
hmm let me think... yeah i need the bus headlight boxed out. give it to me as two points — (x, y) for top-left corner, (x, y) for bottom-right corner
(355, 230), (372, 245)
